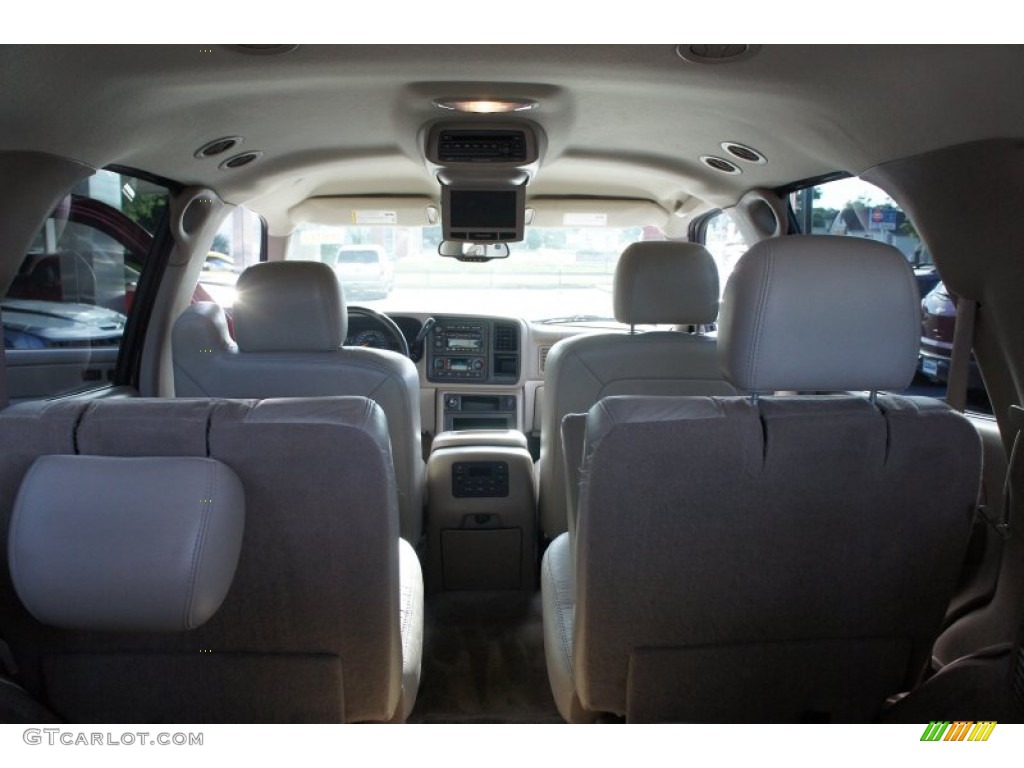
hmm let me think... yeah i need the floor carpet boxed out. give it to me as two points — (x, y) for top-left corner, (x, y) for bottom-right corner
(408, 590), (562, 723)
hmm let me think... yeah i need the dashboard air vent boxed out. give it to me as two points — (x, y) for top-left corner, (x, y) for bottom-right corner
(494, 322), (519, 352)
(538, 345), (551, 373)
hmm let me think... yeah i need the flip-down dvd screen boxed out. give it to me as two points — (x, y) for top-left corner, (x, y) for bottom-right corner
(442, 184), (525, 243)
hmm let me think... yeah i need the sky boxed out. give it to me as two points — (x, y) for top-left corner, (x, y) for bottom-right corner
(815, 177), (896, 211)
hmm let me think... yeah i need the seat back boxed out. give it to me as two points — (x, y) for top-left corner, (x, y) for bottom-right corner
(539, 242), (736, 538)
(0, 396), (413, 723)
(572, 236), (983, 721)
(172, 261), (425, 544)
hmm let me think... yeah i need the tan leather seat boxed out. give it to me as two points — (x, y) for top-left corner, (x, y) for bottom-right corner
(542, 236), (983, 722)
(172, 261), (425, 544)
(0, 396), (423, 723)
(538, 241), (737, 539)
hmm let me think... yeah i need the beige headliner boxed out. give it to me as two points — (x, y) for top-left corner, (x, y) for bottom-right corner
(1, 44), (1021, 234)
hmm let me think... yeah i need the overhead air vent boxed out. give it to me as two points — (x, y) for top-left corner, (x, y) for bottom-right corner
(721, 141), (767, 165)
(676, 45), (761, 65)
(225, 45), (298, 56)
(494, 322), (519, 352)
(218, 151), (263, 171)
(538, 345), (551, 373)
(700, 156), (742, 175)
(194, 136), (243, 160)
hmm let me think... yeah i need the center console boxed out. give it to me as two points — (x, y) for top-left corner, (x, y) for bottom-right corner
(441, 392), (518, 432)
(423, 316), (535, 591)
(426, 430), (536, 592)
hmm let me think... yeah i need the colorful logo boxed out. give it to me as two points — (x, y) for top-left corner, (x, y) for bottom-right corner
(920, 721), (997, 742)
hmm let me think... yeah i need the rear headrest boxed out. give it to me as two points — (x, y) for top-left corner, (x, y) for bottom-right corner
(233, 261), (347, 352)
(718, 236), (920, 393)
(9, 455), (245, 632)
(613, 242), (720, 326)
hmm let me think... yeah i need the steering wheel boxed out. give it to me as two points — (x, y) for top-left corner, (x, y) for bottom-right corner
(346, 305), (410, 358)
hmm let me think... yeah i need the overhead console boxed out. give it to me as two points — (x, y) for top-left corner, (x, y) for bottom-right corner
(424, 121), (544, 244)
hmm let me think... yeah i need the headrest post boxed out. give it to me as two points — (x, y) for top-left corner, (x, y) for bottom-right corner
(869, 390), (878, 406)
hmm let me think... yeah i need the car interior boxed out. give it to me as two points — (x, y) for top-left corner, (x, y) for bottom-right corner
(1, 44), (1023, 725)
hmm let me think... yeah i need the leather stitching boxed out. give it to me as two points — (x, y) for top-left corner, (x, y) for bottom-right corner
(546, 546), (575, 681)
(746, 248), (774, 390)
(184, 462), (214, 630)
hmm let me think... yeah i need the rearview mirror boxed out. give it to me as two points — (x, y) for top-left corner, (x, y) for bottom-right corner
(438, 241), (511, 262)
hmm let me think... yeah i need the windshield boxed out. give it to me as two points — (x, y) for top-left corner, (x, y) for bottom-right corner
(286, 224), (660, 321)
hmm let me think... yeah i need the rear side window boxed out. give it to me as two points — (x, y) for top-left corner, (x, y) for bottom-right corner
(2, 170), (169, 402)
(789, 177), (991, 415)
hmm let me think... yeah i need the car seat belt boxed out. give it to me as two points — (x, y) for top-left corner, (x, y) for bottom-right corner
(977, 405), (1023, 540)
(0, 316), (8, 410)
(946, 293), (977, 413)
(947, 295), (1022, 541)
(0, 638), (17, 678)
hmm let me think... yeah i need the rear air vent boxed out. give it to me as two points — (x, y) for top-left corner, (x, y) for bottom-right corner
(194, 136), (243, 160)
(437, 130), (529, 163)
(494, 322), (519, 352)
(218, 151), (263, 171)
(721, 141), (767, 165)
(700, 155), (742, 175)
(538, 345), (551, 373)
(676, 45), (761, 65)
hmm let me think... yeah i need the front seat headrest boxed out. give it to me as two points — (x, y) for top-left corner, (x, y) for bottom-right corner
(718, 235), (921, 393)
(613, 242), (720, 326)
(233, 261), (347, 352)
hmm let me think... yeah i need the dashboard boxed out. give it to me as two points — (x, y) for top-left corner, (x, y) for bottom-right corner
(343, 310), (581, 446)
(345, 313), (426, 361)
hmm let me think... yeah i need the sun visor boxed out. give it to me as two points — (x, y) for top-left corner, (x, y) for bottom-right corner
(290, 196), (439, 228)
(525, 198), (670, 229)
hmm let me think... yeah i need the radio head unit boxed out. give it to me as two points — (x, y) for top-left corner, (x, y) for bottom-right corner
(430, 322), (487, 381)
(426, 317), (520, 385)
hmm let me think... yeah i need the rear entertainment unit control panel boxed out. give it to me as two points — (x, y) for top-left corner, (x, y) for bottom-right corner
(426, 316), (521, 385)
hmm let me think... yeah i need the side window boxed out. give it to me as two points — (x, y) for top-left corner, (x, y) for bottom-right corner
(700, 210), (749, 295)
(790, 178), (992, 415)
(2, 170), (169, 402)
(194, 207), (264, 312)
